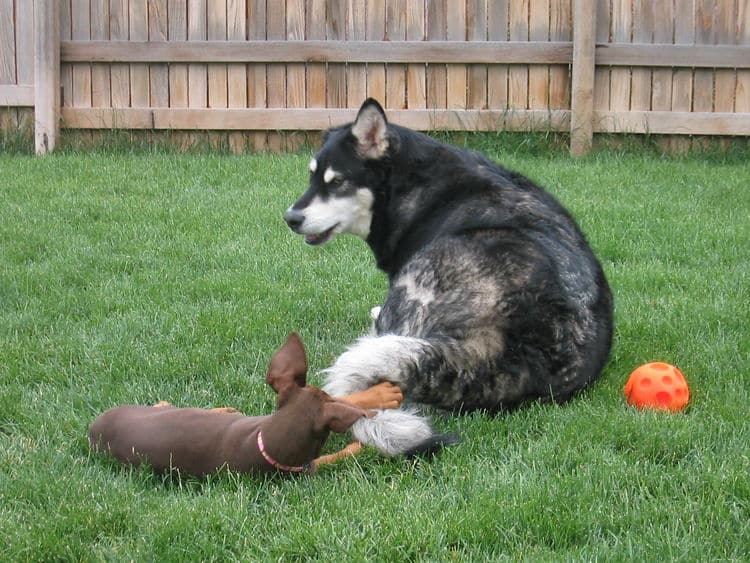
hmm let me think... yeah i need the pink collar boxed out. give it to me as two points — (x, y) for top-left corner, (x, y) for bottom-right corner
(257, 430), (310, 473)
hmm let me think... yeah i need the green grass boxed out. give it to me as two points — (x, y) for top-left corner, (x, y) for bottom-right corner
(1, 143), (749, 561)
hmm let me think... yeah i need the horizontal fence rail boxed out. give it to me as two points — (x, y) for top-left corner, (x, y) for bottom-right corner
(59, 40), (750, 69)
(1, 0), (748, 155)
(60, 108), (573, 131)
(60, 40), (575, 64)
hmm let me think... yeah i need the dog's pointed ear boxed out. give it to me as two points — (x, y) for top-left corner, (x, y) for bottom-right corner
(320, 400), (373, 434)
(351, 98), (389, 159)
(266, 332), (308, 394)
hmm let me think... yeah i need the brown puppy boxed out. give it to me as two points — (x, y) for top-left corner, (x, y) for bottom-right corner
(89, 333), (377, 476)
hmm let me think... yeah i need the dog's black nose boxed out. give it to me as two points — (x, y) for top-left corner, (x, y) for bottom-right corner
(284, 209), (305, 231)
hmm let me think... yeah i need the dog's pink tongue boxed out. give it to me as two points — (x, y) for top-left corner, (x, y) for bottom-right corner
(304, 227), (334, 246)
(304, 233), (323, 245)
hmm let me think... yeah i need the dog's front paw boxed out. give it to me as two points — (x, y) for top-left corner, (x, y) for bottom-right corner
(370, 306), (382, 321)
(153, 401), (172, 408)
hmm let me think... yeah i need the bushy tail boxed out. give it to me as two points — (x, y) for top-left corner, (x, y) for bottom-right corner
(349, 407), (433, 455)
(324, 334), (458, 456)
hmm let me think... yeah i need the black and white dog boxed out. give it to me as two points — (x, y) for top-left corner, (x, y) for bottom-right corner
(285, 99), (613, 456)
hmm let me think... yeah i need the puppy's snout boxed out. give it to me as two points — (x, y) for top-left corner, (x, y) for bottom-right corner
(284, 208), (305, 231)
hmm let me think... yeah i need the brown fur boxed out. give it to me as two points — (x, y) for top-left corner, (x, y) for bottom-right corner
(89, 333), (372, 476)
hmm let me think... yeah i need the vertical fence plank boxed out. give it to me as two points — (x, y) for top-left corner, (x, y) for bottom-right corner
(571, 0), (596, 156)
(406, 0), (427, 109)
(714, 0), (736, 112)
(0, 0), (16, 85)
(693, 0), (714, 113)
(327, 0), (348, 109)
(594, 0), (612, 115)
(593, 0), (610, 113)
(737, 0), (750, 113)
(367, 0), (387, 103)
(266, 1), (285, 150)
(285, 0), (305, 150)
(426, 0), (447, 109)
(630, 0), (652, 111)
(71, 0), (91, 145)
(488, 0), (509, 111)
(529, 0), (550, 110)
(35, 0), (60, 153)
(60, 0), (73, 109)
(386, 0), (407, 109)
(149, 0), (169, 107)
(130, 0), (150, 108)
(669, 0), (694, 152)
(650, 0), (672, 112)
(91, 2), (111, 107)
(609, 0), (631, 116)
(227, 0), (247, 108)
(549, 0), (571, 110)
(508, 0), (529, 109)
(266, 1), (286, 109)
(247, 0), (267, 150)
(446, 0), (467, 109)
(16, 0), (34, 86)
(111, 0), (131, 108)
(207, 0), (227, 148)
(286, 0), (305, 109)
(207, 0), (228, 110)
(188, 0), (208, 109)
(347, 0), (368, 106)
(672, 0), (694, 113)
(15, 0), (34, 130)
(169, 0), (189, 109)
(227, 0), (247, 152)
(467, 0), (488, 110)
(306, 0), (326, 108)
(167, 0), (190, 149)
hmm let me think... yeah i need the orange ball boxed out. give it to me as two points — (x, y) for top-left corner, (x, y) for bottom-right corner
(624, 362), (690, 412)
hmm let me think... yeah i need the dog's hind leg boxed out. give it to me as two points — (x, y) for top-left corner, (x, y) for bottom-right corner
(323, 335), (447, 456)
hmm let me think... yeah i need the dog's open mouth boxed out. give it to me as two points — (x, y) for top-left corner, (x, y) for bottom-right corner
(304, 224), (338, 246)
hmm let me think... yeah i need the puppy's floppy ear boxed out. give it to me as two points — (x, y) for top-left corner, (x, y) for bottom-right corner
(266, 332), (308, 394)
(351, 98), (389, 159)
(321, 399), (373, 434)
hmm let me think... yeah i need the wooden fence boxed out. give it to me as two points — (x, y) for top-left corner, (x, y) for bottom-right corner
(1, 0), (749, 154)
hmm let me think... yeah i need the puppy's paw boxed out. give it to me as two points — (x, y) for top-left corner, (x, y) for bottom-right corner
(153, 401), (172, 408)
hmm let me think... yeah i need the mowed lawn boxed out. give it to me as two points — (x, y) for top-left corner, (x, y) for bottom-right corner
(1, 143), (748, 561)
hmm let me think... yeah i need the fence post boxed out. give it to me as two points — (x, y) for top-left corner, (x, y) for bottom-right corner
(570, 0), (596, 157)
(34, 0), (60, 154)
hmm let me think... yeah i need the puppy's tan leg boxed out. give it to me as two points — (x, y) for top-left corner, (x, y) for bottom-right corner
(153, 401), (172, 408)
(312, 441), (363, 469)
(342, 382), (403, 410)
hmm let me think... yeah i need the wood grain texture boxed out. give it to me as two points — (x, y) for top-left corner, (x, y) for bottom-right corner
(406, 0), (427, 108)
(487, 0), (509, 111)
(0, 0), (17, 84)
(570, 0), (596, 155)
(508, 0), (529, 109)
(8, 0), (750, 151)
